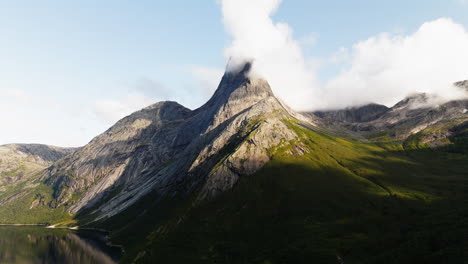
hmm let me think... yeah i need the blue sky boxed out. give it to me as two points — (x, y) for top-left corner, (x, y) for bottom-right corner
(1, 0), (467, 146)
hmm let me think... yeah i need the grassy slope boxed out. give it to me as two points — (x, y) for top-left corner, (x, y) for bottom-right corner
(1, 118), (466, 262)
(0, 161), (73, 224)
(121, 121), (468, 264)
(0, 182), (73, 224)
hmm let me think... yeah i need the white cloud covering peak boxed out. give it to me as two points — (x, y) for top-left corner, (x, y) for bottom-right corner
(221, 0), (320, 110)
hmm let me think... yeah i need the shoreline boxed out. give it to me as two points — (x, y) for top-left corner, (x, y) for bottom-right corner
(0, 224), (125, 254)
(0, 224), (47, 226)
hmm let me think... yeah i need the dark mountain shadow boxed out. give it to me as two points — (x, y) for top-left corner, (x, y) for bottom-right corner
(78, 142), (468, 264)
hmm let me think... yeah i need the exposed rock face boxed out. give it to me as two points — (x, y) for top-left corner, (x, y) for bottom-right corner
(312, 103), (389, 123)
(44, 101), (193, 210)
(43, 62), (306, 220)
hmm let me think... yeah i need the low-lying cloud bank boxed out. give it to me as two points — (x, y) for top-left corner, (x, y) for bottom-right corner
(220, 0), (468, 111)
(325, 18), (468, 109)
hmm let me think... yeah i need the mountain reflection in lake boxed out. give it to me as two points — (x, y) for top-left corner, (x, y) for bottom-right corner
(0, 226), (120, 264)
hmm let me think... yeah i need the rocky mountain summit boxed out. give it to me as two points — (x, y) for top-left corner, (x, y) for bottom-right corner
(41, 62), (309, 221)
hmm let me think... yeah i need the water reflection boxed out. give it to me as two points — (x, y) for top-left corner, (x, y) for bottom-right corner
(0, 226), (120, 264)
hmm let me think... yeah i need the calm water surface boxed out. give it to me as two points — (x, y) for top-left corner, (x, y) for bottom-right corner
(0, 226), (120, 264)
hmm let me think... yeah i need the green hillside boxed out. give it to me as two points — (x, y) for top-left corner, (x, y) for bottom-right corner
(92, 120), (468, 263)
(0, 181), (73, 225)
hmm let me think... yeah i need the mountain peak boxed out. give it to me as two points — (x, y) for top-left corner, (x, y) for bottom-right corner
(226, 60), (253, 77)
(194, 61), (275, 124)
(211, 61), (273, 102)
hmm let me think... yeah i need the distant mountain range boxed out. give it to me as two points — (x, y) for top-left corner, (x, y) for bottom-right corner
(1, 63), (467, 263)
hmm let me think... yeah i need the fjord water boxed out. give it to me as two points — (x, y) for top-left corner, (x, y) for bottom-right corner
(0, 226), (119, 264)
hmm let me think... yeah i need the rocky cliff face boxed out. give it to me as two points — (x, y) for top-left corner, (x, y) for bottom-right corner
(43, 101), (193, 211)
(42, 62), (308, 221)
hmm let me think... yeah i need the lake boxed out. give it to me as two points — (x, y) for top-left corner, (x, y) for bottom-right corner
(0, 226), (121, 264)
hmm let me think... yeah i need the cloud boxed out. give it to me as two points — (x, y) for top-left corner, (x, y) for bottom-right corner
(220, 0), (321, 111)
(219, 1), (468, 111)
(323, 18), (468, 109)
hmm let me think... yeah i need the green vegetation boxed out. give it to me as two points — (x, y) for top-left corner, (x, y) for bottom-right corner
(0, 165), (25, 179)
(103, 120), (468, 263)
(0, 184), (72, 224)
(1, 118), (467, 263)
